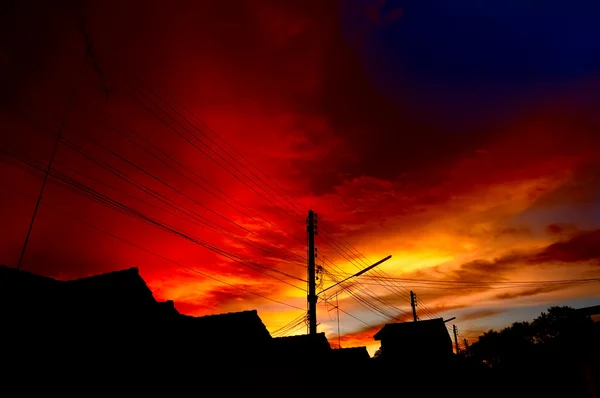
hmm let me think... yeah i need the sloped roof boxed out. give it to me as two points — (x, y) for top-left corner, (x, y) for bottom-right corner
(374, 318), (449, 341)
(0, 265), (159, 319)
(179, 309), (272, 341)
(272, 332), (331, 351)
(0, 265), (155, 302)
(62, 267), (157, 317)
(0, 264), (61, 291)
(576, 304), (600, 317)
(330, 346), (370, 361)
(0, 265), (63, 313)
(66, 267), (155, 297)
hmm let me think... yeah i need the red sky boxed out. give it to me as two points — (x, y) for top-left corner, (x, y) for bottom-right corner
(2, 0), (600, 354)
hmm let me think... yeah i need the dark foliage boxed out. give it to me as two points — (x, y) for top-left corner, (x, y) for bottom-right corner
(466, 306), (600, 397)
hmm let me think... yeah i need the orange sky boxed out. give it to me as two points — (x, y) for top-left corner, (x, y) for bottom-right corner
(2, 0), (600, 356)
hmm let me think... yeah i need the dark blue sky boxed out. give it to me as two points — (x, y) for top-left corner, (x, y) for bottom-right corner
(340, 0), (600, 128)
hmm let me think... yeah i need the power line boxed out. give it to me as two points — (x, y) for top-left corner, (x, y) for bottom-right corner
(123, 87), (306, 229)
(2, 180), (305, 311)
(94, 116), (307, 266)
(324, 273), (600, 286)
(100, 112), (307, 261)
(17, 44), (90, 270)
(121, 79), (424, 327)
(1, 108), (308, 272)
(320, 255), (404, 320)
(2, 148), (307, 291)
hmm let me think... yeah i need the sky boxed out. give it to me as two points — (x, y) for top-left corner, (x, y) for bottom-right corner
(1, 0), (600, 355)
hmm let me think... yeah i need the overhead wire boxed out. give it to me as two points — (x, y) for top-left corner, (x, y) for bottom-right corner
(122, 87), (307, 230)
(1, 180), (305, 311)
(2, 106), (309, 273)
(96, 113), (307, 266)
(1, 147), (307, 291)
(100, 111), (307, 262)
(120, 79), (405, 330)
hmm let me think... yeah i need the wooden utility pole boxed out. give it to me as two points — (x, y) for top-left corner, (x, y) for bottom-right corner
(464, 338), (469, 352)
(336, 292), (341, 348)
(410, 291), (418, 322)
(453, 324), (460, 354)
(307, 210), (318, 335)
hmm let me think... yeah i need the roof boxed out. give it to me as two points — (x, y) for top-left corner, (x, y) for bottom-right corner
(0, 264), (61, 291)
(63, 267), (157, 316)
(272, 332), (331, 352)
(576, 305), (600, 317)
(179, 309), (272, 342)
(0, 265), (63, 310)
(0, 265), (155, 301)
(374, 318), (449, 341)
(330, 346), (370, 361)
(0, 265), (159, 320)
(65, 267), (155, 297)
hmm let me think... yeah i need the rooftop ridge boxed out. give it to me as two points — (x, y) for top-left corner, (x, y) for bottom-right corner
(381, 317), (444, 327)
(192, 309), (258, 319)
(333, 346), (367, 351)
(273, 332), (327, 340)
(68, 267), (140, 281)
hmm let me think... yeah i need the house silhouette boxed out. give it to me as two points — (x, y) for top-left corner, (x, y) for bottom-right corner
(271, 332), (331, 364)
(0, 265), (360, 374)
(0, 265), (495, 396)
(0, 265), (274, 372)
(330, 346), (371, 365)
(373, 318), (453, 364)
(576, 304), (600, 322)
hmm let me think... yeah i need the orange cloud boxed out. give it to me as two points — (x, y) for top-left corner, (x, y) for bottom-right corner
(2, 0), (600, 357)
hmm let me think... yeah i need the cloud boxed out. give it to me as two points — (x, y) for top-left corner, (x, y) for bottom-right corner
(2, 0), (600, 349)
(531, 229), (600, 265)
(495, 227), (532, 238)
(459, 309), (506, 321)
(546, 224), (572, 236)
(436, 228), (600, 284)
(494, 285), (566, 301)
(447, 254), (526, 283)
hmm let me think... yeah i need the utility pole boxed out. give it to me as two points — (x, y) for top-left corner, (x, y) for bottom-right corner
(410, 291), (418, 322)
(336, 292), (341, 348)
(464, 338), (469, 352)
(307, 210), (318, 335)
(453, 324), (460, 354)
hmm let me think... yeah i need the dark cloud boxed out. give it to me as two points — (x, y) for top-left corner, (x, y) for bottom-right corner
(531, 229), (600, 265)
(444, 229), (600, 284)
(448, 253), (525, 282)
(458, 309), (506, 322)
(494, 227), (532, 238)
(495, 285), (566, 301)
(196, 285), (271, 310)
(546, 224), (568, 236)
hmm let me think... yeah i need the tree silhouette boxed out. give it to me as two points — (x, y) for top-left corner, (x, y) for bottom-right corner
(469, 306), (594, 368)
(467, 306), (598, 397)
(373, 347), (383, 359)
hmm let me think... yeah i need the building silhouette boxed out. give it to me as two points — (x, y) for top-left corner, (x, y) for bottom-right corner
(3, 264), (596, 397)
(373, 318), (453, 364)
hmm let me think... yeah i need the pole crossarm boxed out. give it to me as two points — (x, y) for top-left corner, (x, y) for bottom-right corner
(318, 255), (392, 296)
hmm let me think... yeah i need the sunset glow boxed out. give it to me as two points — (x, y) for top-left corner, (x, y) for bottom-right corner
(2, 0), (600, 356)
